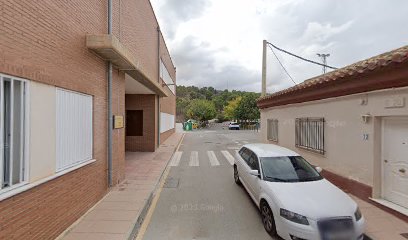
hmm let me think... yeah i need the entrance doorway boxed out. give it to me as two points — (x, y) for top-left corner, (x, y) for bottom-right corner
(382, 117), (408, 209)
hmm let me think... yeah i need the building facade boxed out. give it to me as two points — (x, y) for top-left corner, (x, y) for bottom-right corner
(0, 0), (176, 239)
(258, 46), (408, 221)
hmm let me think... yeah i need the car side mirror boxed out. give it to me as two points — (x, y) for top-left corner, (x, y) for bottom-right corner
(315, 166), (323, 173)
(249, 169), (260, 177)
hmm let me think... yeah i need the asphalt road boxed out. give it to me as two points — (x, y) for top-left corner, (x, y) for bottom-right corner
(141, 127), (280, 240)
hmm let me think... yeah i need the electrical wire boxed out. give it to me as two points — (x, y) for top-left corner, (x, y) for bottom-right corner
(267, 45), (297, 85)
(267, 42), (338, 70)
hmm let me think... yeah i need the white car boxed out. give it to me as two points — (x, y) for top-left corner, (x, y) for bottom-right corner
(229, 122), (240, 130)
(233, 143), (365, 240)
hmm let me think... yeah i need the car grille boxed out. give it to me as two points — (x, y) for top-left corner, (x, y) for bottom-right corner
(318, 217), (354, 240)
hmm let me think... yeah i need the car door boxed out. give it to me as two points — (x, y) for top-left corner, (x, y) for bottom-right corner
(246, 152), (261, 200)
(237, 147), (251, 187)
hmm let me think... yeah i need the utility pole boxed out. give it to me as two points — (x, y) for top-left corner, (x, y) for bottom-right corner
(261, 40), (267, 97)
(317, 53), (330, 74)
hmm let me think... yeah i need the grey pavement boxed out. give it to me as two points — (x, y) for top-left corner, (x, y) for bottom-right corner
(139, 126), (408, 240)
(140, 128), (276, 240)
(58, 132), (184, 240)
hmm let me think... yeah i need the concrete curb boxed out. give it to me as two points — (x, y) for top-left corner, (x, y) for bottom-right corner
(127, 133), (185, 240)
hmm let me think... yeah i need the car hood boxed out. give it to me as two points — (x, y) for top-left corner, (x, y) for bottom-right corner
(265, 179), (357, 220)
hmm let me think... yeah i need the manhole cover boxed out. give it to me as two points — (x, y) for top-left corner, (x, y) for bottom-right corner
(401, 233), (408, 239)
(163, 178), (179, 188)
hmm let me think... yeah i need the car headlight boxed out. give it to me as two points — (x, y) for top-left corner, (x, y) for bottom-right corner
(354, 207), (362, 221)
(280, 208), (309, 225)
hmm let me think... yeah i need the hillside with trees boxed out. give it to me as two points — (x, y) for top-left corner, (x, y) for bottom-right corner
(176, 86), (261, 123)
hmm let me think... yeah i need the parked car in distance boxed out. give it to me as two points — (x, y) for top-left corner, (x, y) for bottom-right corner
(229, 122), (240, 130)
(233, 143), (365, 240)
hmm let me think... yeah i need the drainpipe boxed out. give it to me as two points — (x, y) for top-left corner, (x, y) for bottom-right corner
(107, 0), (113, 187)
(157, 26), (161, 148)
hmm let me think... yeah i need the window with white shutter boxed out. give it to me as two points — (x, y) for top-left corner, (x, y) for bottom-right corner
(56, 89), (93, 171)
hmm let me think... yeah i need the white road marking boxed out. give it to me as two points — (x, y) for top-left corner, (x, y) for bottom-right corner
(207, 151), (220, 166)
(242, 141), (249, 144)
(189, 151), (199, 166)
(221, 151), (235, 165)
(169, 151), (183, 167)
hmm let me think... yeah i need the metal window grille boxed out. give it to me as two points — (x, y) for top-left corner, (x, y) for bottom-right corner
(267, 119), (278, 142)
(0, 74), (28, 190)
(295, 118), (325, 154)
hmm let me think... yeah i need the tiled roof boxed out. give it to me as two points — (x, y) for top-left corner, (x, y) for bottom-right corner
(258, 45), (408, 105)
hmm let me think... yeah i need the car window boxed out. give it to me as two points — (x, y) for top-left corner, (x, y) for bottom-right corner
(260, 156), (322, 182)
(248, 153), (259, 170)
(239, 148), (251, 162)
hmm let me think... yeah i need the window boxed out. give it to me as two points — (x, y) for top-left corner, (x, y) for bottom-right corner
(248, 153), (259, 170)
(1, 75), (28, 190)
(56, 89), (93, 171)
(126, 110), (143, 136)
(267, 119), (278, 142)
(239, 147), (251, 163)
(160, 59), (175, 94)
(260, 156), (322, 182)
(295, 118), (325, 154)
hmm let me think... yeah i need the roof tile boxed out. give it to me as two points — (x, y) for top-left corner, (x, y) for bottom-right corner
(258, 45), (408, 104)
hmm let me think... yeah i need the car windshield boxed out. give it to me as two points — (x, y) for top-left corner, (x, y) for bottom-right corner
(260, 156), (323, 182)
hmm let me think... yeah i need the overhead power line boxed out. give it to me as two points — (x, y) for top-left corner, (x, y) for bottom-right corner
(317, 53), (330, 74)
(267, 42), (338, 70)
(267, 45), (297, 85)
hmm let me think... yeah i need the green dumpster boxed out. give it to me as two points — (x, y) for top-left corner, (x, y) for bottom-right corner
(185, 122), (192, 131)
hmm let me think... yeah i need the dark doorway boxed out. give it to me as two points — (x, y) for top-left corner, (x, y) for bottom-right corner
(126, 110), (143, 136)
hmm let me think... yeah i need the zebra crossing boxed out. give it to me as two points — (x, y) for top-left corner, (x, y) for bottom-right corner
(207, 151), (220, 166)
(189, 151), (199, 166)
(169, 150), (238, 167)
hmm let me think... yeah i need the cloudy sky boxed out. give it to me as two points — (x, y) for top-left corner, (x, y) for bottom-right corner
(151, 0), (408, 93)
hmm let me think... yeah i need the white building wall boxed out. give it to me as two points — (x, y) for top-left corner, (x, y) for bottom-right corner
(29, 81), (56, 182)
(260, 87), (408, 186)
(160, 112), (175, 133)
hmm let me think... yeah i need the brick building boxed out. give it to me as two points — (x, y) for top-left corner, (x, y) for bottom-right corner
(0, 0), (176, 239)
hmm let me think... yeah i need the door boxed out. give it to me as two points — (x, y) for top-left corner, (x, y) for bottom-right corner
(382, 117), (408, 208)
(237, 147), (251, 187)
(247, 153), (261, 200)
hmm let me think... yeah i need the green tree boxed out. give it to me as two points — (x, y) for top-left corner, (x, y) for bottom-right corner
(186, 99), (216, 121)
(224, 96), (242, 120)
(234, 93), (260, 121)
(176, 98), (190, 121)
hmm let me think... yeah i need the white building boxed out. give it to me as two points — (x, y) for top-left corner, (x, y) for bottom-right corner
(258, 45), (408, 221)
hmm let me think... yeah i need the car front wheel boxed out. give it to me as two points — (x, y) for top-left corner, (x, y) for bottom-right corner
(261, 201), (277, 237)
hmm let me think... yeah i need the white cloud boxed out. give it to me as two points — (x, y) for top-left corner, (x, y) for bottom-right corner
(151, 0), (408, 93)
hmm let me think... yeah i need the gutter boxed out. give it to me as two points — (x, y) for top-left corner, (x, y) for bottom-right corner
(157, 26), (161, 147)
(107, 0), (113, 187)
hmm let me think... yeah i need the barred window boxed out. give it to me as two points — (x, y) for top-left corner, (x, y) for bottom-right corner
(267, 119), (278, 142)
(295, 118), (325, 154)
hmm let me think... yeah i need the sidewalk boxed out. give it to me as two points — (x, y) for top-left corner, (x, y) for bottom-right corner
(350, 195), (408, 240)
(59, 132), (184, 240)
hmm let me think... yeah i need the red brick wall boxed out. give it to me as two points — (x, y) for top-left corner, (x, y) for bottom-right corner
(112, 70), (126, 185)
(113, 0), (176, 148)
(160, 91), (176, 144)
(0, 0), (174, 238)
(0, 1), (126, 239)
(125, 94), (157, 152)
(160, 128), (175, 144)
